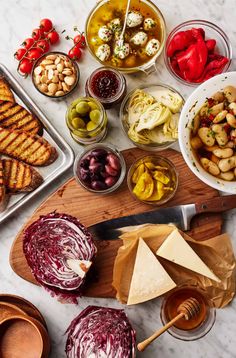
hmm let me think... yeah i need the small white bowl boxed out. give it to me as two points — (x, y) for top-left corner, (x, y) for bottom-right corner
(178, 71), (236, 194)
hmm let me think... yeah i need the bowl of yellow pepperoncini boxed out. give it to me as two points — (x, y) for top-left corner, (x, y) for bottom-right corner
(127, 155), (178, 205)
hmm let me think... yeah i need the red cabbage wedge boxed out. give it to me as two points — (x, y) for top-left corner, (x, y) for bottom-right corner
(23, 212), (97, 303)
(66, 306), (136, 358)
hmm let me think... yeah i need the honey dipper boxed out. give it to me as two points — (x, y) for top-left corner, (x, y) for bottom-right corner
(137, 297), (201, 352)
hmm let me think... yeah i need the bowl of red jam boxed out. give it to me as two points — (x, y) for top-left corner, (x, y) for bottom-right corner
(85, 67), (127, 108)
(164, 20), (232, 86)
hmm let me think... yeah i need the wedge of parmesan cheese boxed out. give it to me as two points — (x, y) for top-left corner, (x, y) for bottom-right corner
(67, 259), (92, 278)
(127, 238), (176, 305)
(156, 229), (221, 283)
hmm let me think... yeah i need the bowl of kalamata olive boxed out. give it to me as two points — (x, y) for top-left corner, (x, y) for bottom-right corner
(74, 143), (126, 194)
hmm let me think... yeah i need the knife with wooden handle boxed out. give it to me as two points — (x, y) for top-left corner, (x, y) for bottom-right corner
(89, 195), (236, 240)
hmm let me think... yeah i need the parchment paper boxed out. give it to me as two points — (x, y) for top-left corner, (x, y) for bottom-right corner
(112, 224), (236, 308)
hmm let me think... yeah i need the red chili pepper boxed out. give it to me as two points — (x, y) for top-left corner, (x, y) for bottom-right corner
(205, 39), (216, 52)
(209, 114), (215, 121)
(167, 30), (195, 57)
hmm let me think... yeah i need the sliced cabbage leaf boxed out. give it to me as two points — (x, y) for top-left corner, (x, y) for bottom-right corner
(150, 89), (183, 113)
(136, 103), (172, 132)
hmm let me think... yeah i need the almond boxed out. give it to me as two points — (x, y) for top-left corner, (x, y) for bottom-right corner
(34, 66), (42, 75)
(45, 64), (56, 70)
(62, 69), (73, 76)
(35, 75), (41, 84)
(48, 83), (58, 94)
(52, 75), (59, 83)
(46, 54), (57, 60)
(64, 60), (72, 68)
(62, 82), (69, 92)
(55, 90), (65, 96)
(57, 63), (64, 72)
(41, 59), (54, 66)
(54, 57), (61, 65)
(41, 75), (48, 83)
(48, 69), (54, 80)
(64, 76), (76, 86)
(39, 83), (48, 93)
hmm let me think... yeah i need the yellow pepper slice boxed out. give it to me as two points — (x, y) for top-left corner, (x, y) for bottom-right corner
(153, 171), (170, 184)
(144, 162), (156, 170)
(133, 172), (154, 200)
(148, 180), (165, 201)
(131, 164), (146, 184)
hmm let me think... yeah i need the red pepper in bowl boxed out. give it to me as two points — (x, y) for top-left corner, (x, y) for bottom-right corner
(167, 27), (229, 84)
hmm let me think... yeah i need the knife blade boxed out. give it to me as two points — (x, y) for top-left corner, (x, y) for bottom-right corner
(89, 195), (236, 240)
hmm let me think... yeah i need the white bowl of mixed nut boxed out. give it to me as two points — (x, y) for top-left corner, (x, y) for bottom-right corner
(32, 52), (79, 98)
(179, 71), (236, 193)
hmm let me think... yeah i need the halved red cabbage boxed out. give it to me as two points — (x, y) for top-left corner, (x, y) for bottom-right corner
(23, 212), (97, 303)
(65, 306), (136, 358)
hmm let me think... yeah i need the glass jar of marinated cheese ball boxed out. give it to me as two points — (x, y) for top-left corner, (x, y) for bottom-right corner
(66, 97), (108, 145)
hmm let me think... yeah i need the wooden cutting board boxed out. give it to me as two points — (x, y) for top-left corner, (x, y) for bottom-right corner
(10, 148), (223, 299)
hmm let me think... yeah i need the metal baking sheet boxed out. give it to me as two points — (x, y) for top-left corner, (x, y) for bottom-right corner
(0, 63), (74, 224)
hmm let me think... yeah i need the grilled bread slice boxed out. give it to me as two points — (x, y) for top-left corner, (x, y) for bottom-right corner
(0, 78), (15, 103)
(2, 159), (43, 192)
(0, 127), (58, 166)
(0, 159), (8, 212)
(0, 101), (42, 135)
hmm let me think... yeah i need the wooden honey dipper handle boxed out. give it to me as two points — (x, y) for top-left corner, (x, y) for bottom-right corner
(137, 312), (185, 352)
(137, 297), (200, 352)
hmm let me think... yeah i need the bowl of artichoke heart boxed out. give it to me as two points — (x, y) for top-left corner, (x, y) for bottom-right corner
(120, 84), (184, 151)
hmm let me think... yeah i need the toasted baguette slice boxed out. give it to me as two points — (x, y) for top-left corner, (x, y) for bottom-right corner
(0, 127), (58, 166)
(0, 78), (15, 103)
(2, 159), (43, 192)
(0, 159), (8, 212)
(0, 101), (42, 135)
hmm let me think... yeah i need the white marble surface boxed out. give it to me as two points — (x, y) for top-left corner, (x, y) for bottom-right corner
(0, 0), (236, 357)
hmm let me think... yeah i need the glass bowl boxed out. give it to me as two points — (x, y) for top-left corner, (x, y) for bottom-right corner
(164, 20), (232, 86)
(66, 97), (108, 145)
(85, 0), (166, 74)
(179, 71), (236, 193)
(120, 84), (184, 151)
(32, 51), (80, 99)
(74, 143), (126, 194)
(127, 155), (178, 205)
(85, 66), (127, 109)
(160, 286), (216, 341)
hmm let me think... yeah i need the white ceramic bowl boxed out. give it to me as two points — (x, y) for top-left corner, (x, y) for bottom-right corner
(179, 71), (236, 193)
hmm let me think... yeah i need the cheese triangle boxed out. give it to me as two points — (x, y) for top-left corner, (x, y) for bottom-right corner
(67, 259), (92, 278)
(156, 229), (220, 283)
(127, 238), (176, 305)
